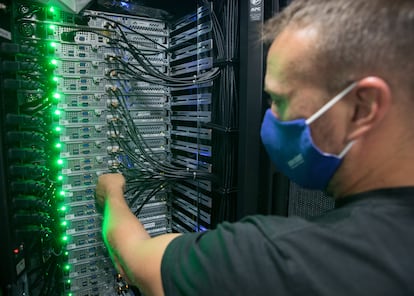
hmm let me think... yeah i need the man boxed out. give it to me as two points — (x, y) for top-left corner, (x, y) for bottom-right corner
(95, 0), (414, 295)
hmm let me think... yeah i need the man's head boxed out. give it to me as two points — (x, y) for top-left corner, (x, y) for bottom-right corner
(262, 0), (414, 197)
(263, 0), (414, 95)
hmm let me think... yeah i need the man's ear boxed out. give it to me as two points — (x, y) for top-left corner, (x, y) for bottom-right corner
(346, 77), (392, 141)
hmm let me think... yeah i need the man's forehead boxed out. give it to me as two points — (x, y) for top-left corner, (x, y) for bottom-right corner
(265, 26), (320, 89)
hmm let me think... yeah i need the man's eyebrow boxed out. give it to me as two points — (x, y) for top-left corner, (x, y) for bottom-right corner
(264, 88), (289, 99)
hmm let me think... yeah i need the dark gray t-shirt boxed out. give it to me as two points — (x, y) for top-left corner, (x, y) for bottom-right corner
(161, 187), (414, 296)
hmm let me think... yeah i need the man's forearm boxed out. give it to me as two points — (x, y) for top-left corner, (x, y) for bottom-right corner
(102, 188), (150, 282)
(96, 173), (180, 295)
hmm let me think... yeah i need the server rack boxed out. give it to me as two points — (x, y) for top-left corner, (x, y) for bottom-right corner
(0, 0), (240, 295)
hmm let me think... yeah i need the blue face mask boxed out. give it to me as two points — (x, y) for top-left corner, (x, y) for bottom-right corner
(260, 82), (357, 190)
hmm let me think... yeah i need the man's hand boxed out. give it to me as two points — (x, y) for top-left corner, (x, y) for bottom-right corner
(94, 172), (181, 295)
(95, 173), (125, 209)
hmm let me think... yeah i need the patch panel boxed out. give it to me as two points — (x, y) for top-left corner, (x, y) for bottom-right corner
(172, 210), (198, 231)
(129, 201), (169, 219)
(184, 179), (212, 192)
(147, 227), (169, 237)
(173, 183), (212, 208)
(126, 190), (168, 205)
(170, 22), (212, 47)
(171, 139), (211, 157)
(171, 93), (212, 106)
(108, 129), (168, 140)
(170, 40), (213, 62)
(54, 41), (166, 67)
(171, 5), (209, 31)
(173, 197), (211, 224)
(171, 110), (211, 122)
(171, 155), (212, 172)
(126, 109), (167, 120)
(170, 57), (213, 75)
(140, 215), (170, 232)
(105, 50), (168, 66)
(85, 10), (169, 37)
(172, 221), (189, 234)
(123, 116), (169, 125)
(111, 123), (169, 136)
(119, 95), (169, 110)
(171, 125), (211, 140)
(118, 32), (167, 49)
(115, 137), (167, 149)
(169, 81), (213, 93)
(113, 80), (168, 91)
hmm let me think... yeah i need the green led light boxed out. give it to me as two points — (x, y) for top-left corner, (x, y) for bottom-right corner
(49, 24), (56, 31)
(57, 158), (63, 165)
(49, 42), (57, 48)
(68, 293), (73, 296)
(64, 264), (70, 270)
(54, 109), (61, 116)
(64, 251), (69, 256)
(55, 126), (62, 132)
(55, 142), (62, 149)
(61, 220), (67, 227)
(60, 205), (67, 211)
(57, 175), (63, 181)
(53, 93), (61, 100)
(49, 6), (55, 13)
(50, 59), (58, 65)
(59, 190), (65, 196)
(62, 235), (68, 241)
(52, 76), (59, 82)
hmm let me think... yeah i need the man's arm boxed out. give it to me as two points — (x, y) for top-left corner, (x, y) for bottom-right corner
(95, 173), (181, 296)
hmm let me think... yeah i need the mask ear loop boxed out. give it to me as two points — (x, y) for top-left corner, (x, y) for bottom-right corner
(338, 140), (355, 159)
(306, 82), (358, 125)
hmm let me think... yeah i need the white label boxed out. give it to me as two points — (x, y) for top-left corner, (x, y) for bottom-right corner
(0, 28), (11, 40)
(144, 222), (156, 229)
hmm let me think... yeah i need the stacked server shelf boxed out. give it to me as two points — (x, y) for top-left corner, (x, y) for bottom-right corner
(8, 1), (215, 295)
(169, 6), (214, 233)
(56, 9), (172, 294)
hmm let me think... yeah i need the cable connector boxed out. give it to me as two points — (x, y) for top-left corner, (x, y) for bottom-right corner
(0, 61), (37, 73)
(5, 114), (45, 127)
(3, 79), (40, 90)
(7, 131), (46, 143)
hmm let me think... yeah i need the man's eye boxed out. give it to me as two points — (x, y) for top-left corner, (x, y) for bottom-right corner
(270, 95), (288, 119)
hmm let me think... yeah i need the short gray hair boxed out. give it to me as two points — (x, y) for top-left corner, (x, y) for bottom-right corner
(263, 0), (414, 95)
